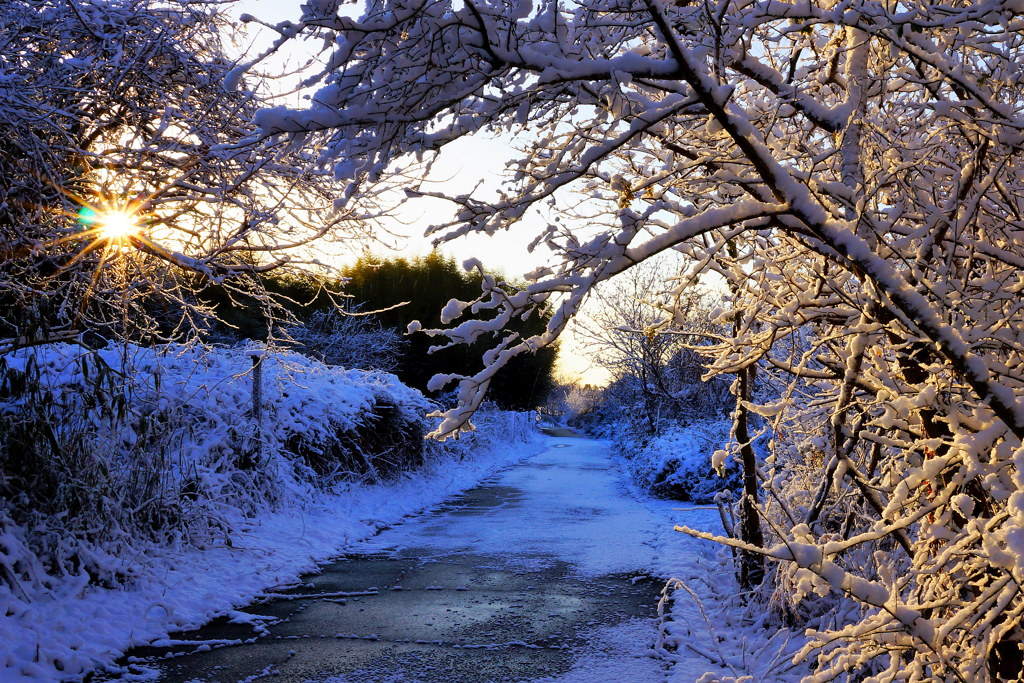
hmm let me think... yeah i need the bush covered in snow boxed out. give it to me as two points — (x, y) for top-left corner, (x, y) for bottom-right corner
(565, 370), (751, 504)
(569, 401), (750, 505)
(620, 419), (744, 502)
(0, 341), (449, 595)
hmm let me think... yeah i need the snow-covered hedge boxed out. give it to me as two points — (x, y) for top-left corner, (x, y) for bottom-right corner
(620, 419), (742, 502)
(564, 372), (770, 503)
(599, 418), (745, 503)
(0, 342), (437, 594)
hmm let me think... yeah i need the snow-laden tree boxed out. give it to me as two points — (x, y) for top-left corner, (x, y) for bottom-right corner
(574, 259), (726, 431)
(254, 0), (1024, 678)
(0, 0), (384, 350)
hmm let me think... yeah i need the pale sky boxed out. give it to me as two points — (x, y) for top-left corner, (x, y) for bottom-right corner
(228, 1), (612, 386)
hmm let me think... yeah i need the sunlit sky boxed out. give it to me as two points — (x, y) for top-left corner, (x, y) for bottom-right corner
(229, 1), (612, 386)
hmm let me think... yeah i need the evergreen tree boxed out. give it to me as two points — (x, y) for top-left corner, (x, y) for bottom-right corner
(341, 253), (557, 409)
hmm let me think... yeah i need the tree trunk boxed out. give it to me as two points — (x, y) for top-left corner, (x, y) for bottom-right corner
(726, 240), (765, 590)
(735, 361), (765, 590)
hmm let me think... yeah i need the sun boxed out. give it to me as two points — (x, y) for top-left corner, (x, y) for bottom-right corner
(77, 202), (145, 243)
(96, 210), (141, 240)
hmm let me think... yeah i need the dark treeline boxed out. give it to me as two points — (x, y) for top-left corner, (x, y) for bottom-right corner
(204, 252), (557, 411)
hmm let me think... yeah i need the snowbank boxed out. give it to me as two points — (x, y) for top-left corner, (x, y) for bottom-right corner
(579, 416), (753, 504)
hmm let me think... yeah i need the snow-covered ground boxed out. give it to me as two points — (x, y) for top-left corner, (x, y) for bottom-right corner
(0, 341), (548, 681)
(100, 434), (806, 683)
(2, 339), (803, 681)
(2, 428), (544, 681)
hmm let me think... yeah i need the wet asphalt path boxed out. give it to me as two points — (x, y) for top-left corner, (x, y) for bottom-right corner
(100, 434), (687, 682)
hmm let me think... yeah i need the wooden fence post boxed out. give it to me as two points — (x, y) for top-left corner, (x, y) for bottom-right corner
(241, 349), (263, 469)
(251, 353), (263, 428)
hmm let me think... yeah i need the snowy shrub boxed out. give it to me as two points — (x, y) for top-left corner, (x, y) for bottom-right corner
(285, 309), (406, 372)
(425, 402), (538, 462)
(569, 371), (748, 503)
(558, 384), (605, 422)
(569, 399), (626, 440)
(603, 417), (752, 504)
(623, 420), (746, 503)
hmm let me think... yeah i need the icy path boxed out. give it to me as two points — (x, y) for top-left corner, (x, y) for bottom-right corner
(103, 434), (721, 682)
